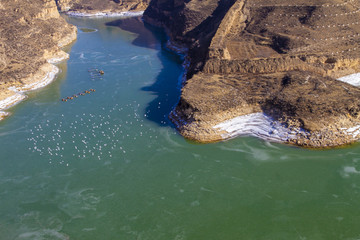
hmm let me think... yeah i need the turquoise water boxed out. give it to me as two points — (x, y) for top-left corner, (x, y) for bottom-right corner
(1, 16), (360, 240)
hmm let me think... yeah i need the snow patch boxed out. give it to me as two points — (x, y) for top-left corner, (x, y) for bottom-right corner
(213, 112), (298, 142)
(337, 73), (360, 87)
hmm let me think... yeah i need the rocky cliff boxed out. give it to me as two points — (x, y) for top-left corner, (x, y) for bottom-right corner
(0, 0), (77, 119)
(55, 0), (149, 13)
(0, 0), (149, 121)
(144, 0), (360, 148)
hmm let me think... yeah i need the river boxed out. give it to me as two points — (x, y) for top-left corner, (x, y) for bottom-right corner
(0, 16), (360, 240)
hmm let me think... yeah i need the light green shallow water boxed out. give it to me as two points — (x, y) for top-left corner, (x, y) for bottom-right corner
(1, 16), (360, 240)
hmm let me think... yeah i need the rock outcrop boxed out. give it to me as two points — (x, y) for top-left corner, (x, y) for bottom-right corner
(55, 0), (149, 13)
(0, 0), (77, 119)
(144, 0), (360, 148)
(0, 0), (148, 121)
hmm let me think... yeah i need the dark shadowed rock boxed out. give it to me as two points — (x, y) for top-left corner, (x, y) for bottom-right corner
(145, 0), (360, 148)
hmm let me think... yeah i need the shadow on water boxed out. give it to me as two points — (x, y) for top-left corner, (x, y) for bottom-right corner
(106, 17), (184, 127)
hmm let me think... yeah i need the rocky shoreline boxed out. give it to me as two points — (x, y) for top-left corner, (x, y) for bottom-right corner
(0, 0), (77, 120)
(0, 0), (145, 120)
(3, 0), (360, 148)
(143, 0), (360, 148)
(0, 53), (72, 120)
(167, 70), (360, 148)
(209, 74), (360, 148)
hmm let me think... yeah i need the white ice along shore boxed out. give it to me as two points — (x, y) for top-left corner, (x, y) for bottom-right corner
(15, 64), (60, 92)
(66, 11), (144, 18)
(0, 92), (26, 120)
(213, 73), (360, 143)
(0, 111), (10, 121)
(213, 112), (298, 142)
(0, 93), (26, 111)
(0, 52), (68, 120)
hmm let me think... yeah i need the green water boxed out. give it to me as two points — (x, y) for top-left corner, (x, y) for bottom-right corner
(1, 16), (360, 240)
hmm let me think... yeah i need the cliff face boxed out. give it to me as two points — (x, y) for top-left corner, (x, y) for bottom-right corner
(55, 0), (149, 13)
(1, 0), (148, 121)
(0, 0), (77, 117)
(144, 0), (238, 77)
(144, 0), (360, 148)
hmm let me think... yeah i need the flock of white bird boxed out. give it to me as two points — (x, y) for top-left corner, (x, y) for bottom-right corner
(27, 102), (158, 165)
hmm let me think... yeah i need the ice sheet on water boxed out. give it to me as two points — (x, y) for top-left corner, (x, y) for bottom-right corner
(16, 229), (69, 240)
(341, 166), (360, 178)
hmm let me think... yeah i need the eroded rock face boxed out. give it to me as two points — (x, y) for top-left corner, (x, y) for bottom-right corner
(144, 0), (360, 148)
(55, 0), (149, 13)
(144, 0), (238, 77)
(0, 0), (77, 101)
(263, 72), (360, 147)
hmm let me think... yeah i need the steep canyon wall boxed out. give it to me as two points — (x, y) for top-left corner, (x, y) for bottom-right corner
(0, 0), (77, 119)
(144, 0), (360, 148)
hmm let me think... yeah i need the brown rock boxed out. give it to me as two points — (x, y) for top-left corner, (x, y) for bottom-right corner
(0, 0), (77, 106)
(144, 0), (360, 148)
